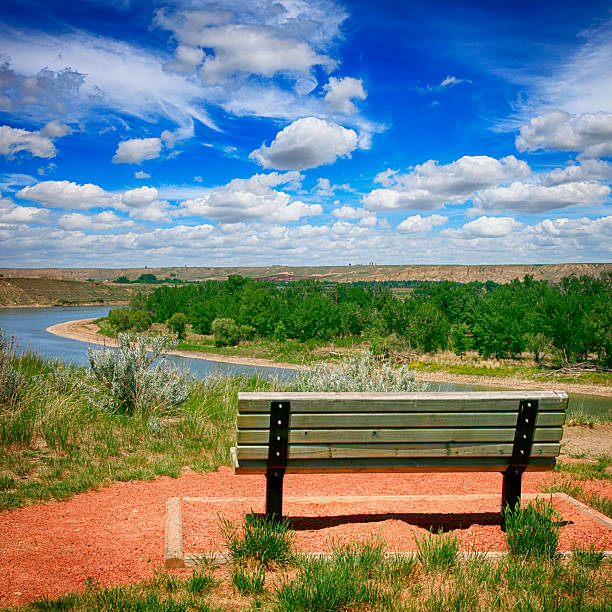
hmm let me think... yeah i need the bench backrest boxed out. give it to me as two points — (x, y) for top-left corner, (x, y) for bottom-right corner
(233, 391), (568, 474)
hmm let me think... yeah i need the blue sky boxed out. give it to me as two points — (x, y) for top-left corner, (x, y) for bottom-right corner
(0, 0), (611, 267)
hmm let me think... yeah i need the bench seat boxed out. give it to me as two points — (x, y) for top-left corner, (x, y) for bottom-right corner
(231, 390), (568, 527)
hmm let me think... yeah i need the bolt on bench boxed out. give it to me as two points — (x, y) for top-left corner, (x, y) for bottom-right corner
(231, 391), (568, 529)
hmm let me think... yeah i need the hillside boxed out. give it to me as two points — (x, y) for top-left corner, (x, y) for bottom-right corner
(0, 263), (610, 285)
(0, 278), (135, 308)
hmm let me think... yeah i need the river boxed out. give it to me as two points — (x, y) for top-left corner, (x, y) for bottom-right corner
(0, 305), (610, 419)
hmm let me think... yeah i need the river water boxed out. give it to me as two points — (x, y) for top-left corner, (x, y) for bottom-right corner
(0, 305), (610, 419)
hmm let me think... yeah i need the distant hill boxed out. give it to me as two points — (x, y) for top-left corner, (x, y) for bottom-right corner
(1, 263), (610, 286)
(0, 277), (135, 308)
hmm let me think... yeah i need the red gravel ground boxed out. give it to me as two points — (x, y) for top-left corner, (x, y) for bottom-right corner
(1, 468), (611, 607)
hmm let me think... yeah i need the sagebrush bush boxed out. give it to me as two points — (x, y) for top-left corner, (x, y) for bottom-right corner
(88, 333), (189, 415)
(293, 350), (428, 392)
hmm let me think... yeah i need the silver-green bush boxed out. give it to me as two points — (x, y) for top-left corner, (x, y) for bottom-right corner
(293, 351), (428, 392)
(88, 333), (189, 415)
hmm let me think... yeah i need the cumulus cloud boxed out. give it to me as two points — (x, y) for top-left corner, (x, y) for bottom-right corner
(120, 186), (159, 207)
(441, 216), (523, 239)
(516, 111), (612, 157)
(363, 155), (530, 211)
(332, 206), (369, 219)
(473, 181), (610, 213)
(178, 171), (319, 223)
(540, 160), (612, 186)
(16, 180), (114, 210)
(0, 120), (71, 159)
(57, 210), (134, 231)
(250, 117), (359, 170)
(396, 214), (448, 233)
(112, 137), (162, 164)
(155, 5), (339, 86)
(134, 171), (151, 179)
(323, 77), (366, 114)
(0, 197), (49, 224)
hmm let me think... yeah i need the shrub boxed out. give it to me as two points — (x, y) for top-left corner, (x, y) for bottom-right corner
(415, 528), (459, 571)
(219, 514), (294, 568)
(503, 498), (560, 559)
(107, 307), (132, 332)
(88, 333), (189, 415)
(129, 309), (152, 332)
(211, 318), (240, 347)
(293, 351), (428, 392)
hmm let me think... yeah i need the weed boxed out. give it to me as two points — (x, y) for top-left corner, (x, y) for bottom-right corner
(231, 566), (266, 595)
(273, 543), (389, 612)
(415, 528), (459, 571)
(572, 543), (605, 568)
(187, 569), (217, 594)
(503, 498), (560, 559)
(0, 474), (15, 490)
(219, 514), (294, 568)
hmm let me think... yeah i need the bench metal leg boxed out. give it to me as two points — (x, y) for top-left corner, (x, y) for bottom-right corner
(266, 468), (285, 521)
(501, 467), (524, 531)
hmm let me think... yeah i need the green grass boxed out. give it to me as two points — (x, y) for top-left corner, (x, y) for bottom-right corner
(0, 348), (284, 511)
(503, 498), (560, 559)
(414, 528), (459, 571)
(231, 566), (266, 596)
(219, 514), (294, 569)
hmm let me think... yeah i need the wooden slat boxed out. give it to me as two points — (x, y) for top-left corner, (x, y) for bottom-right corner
(230, 448), (556, 474)
(237, 411), (566, 429)
(236, 442), (561, 460)
(236, 427), (563, 445)
(238, 391), (568, 413)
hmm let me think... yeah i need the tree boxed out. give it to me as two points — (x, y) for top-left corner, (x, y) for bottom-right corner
(107, 307), (131, 332)
(167, 312), (187, 340)
(129, 310), (152, 331)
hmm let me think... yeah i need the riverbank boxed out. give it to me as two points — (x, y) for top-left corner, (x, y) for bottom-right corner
(46, 318), (300, 370)
(49, 317), (612, 397)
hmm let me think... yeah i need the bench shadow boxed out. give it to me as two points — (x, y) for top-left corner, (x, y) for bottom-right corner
(249, 511), (502, 532)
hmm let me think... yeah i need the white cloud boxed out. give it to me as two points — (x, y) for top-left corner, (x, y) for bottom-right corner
(16, 180), (114, 210)
(40, 120), (72, 138)
(127, 200), (175, 222)
(323, 77), (366, 115)
(250, 117), (359, 170)
(441, 216), (523, 239)
(332, 206), (369, 219)
(473, 181), (610, 213)
(364, 155), (530, 211)
(396, 214), (448, 233)
(121, 186), (159, 207)
(57, 210), (134, 231)
(134, 171), (151, 179)
(516, 111), (612, 157)
(440, 75), (470, 87)
(540, 160), (612, 186)
(113, 137), (162, 164)
(178, 171), (316, 223)
(0, 197), (49, 224)
(0, 125), (56, 159)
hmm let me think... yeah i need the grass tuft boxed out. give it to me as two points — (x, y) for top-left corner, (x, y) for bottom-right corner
(503, 498), (560, 559)
(231, 566), (266, 595)
(219, 514), (294, 569)
(415, 528), (459, 571)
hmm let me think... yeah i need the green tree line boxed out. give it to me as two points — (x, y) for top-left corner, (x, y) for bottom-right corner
(107, 273), (612, 366)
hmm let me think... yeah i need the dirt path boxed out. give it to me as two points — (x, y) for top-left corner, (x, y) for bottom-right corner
(1, 468), (610, 607)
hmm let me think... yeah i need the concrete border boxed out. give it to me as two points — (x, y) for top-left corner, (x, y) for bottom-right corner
(164, 492), (611, 569)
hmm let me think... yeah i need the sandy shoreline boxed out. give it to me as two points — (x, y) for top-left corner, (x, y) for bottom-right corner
(47, 318), (612, 397)
(46, 318), (300, 370)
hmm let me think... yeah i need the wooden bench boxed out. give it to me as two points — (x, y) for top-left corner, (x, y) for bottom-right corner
(231, 391), (568, 528)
